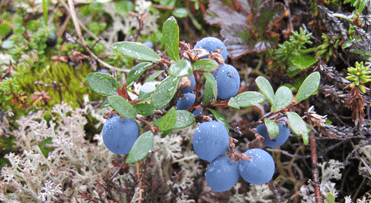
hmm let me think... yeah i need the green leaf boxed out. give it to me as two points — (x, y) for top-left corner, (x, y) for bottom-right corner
(207, 108), (229, 132)
(265, 119), (279, 138)
(203, 80), (214, 104)
(163, 16), (180, 61)
(287, 65), (302, 77)
(138, 82), (157, 99)
(152, 116), (162, 127)
(228, 91), (265, 109)
(126, 131), (154, 164)
(127, 62), (152, 85)
(115, 1), (134, 14)
(42, 0), (48, 25)
(145, 70), (165, 82)
(134, 103), (154, 116)
(159, 107), (177, 131)
(0, 24), (10, 36)
(255, 76), (276, 110)
(326, 193), (335, 203)
(286, 112), (308, 145)
(87, 72), (120, 96)
(291, 54), (318, 71)
(295, 72), (320, 102)
(100, 101), (110, 109)
(108, 96), (137, 120)
(111, 41), (161, 62)
(203, 72), (218, 100)
(341, 40), (353, 49)
(275, 86), (293, 111)
(172, 110), (195, 129)
(169, 60), (192, 77)
(172, 8), (189, 18)
(161, 130), (172, 138)
(152, 76), (180, 109)
(192, 59), (219, 72)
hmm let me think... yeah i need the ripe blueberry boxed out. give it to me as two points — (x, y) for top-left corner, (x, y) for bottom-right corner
(193, 121), (229, 161)
(206, 156), (240, 192)
(238, 149), (275, 185)
(257, 113), (290, 148)
(101, 116), (139, 155)
(177, 93), (203, 115)
(180, 74), (196, 94)
(194, 37), (228, 61)
(214, 64), (240, 100)
(177, 93), (196, 111)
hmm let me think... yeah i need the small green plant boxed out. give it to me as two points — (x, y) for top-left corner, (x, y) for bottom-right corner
(344, 61), (371, 125)
(87, 16), (321, 193)
(269, 28), (317, 77)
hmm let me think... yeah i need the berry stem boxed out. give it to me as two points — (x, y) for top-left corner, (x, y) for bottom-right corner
(136, 117), (159, 133)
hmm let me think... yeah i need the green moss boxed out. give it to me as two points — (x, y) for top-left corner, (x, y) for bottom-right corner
(17, 62), (92, 109)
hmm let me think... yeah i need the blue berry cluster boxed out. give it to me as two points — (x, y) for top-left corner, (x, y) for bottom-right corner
(176, 37), (240, 115)
(193, 120), (276, 192)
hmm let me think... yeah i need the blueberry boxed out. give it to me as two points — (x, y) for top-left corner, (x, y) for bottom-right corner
(180, 74), (196, 94)
(214, 64), (240, 100)
(257, 113), (290, 148)
(192, 104), (203, 116)
(177, 93), (203, 115)
(97, 69), (111, 74)
(194, 37), (228, 61)
(101, 116), (139, 155)
(177, 93), (196, 111)
(142, 41), (155, 51)
(193, 121), (229, 161)
(206, 156), (240, 192)
(238, 148), (275, 185)
(46, 31), (57, 47)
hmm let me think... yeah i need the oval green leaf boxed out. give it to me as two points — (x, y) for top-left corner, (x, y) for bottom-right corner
(152, 76), (180, 109)
(203, 80), (214, 104)
(275, 86), (293, 111)
(228, 91), (265, 109)
(286, 112), (308, 145)
(159, 107), (177, 131)
(172, 8), (189, 18)
(100, 101), (110, 109)
(292, 54), (318, 71)
(203, 72), (217, 100)
(87, 72), (120, 96)
(111, 41), (161, 62)
(207, 108), (229, 132)
(163, 16), (180, 61)
(172, 110), (195, 130)
(145, 70), (165, 82)
(256, 76), (276, 110)
(192, 59), (219, 72)
(295, 72), (320, 102)
(138, 82), (157, 99)
(126, 131), (154, 164)
(134, 103), (155, 116)
(127, 62), (152, 85)
(169, 59), (192, 77)
(108, 95), (137, 120)
(265, 119), (279, 138)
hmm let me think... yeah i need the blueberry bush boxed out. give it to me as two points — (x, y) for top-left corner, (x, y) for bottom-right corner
(1, 0), (371, 202)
